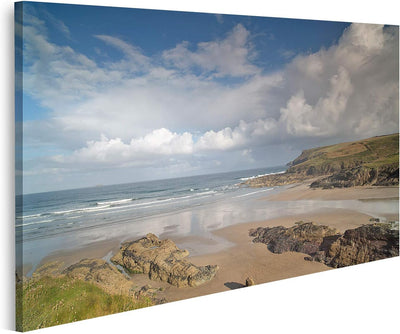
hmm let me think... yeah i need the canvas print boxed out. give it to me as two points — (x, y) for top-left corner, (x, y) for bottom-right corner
(15, 1), (399, 331)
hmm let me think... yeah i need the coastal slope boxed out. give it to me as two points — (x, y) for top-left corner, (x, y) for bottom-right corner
(245, 133), (399, 188)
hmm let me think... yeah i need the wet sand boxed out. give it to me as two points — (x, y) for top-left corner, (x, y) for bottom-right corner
(265, 183), (399, 201)
(31, 184), (398, 303)
(161, 209), (375, 301)
(36, 237), (123, 273)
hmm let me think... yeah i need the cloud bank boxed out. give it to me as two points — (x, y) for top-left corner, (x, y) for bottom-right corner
(19, 12), (399, 191)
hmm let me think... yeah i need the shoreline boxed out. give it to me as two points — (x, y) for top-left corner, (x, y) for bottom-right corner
(264, 183), (399, 202)
(26, 182), (399, 303)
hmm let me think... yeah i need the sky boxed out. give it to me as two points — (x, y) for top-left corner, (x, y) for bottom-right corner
(15, 1), (399, 194)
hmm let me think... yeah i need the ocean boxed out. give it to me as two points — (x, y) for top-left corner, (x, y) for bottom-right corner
(17, 167), (285, 269)
(16, 165), (399, 274)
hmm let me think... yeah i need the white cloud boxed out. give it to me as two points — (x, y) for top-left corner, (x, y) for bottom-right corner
(22, 24), (120, 111)
(55, 129), (194, 165)
(279, 23), (398, 138)
(196, 118), (278, 151)
(196, 127), (245, 151)
(95, 35), (150, 72)
(280, 67), (354, 136)
(129, 128), (193, 155)
(162, 24), (260, 77)
(49, 117), (280, 169)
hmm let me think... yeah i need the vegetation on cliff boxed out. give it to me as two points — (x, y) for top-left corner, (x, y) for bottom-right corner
(287, 133), (398, 173)
(245, 133), (399, 188)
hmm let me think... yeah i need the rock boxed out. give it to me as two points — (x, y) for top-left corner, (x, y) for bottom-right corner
(111, 233), (219, 288)
(244, 172), (315, 188)
(137, 284), (155, 295)
(250, 222), (399, 268)
(62, 258), (135, 295)
(245, 277), (255, 287)
(311, 250), (328, 263)
(249, 222), (340, 255)
(325, 223), (399, 268)
(32, 261), (65, 278)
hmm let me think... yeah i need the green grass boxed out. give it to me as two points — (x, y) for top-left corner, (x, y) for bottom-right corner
(16, 276), (153, 331)
(289, 133), (399, 171)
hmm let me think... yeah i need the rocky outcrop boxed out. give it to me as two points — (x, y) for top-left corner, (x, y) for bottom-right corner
(111, 233), (218, 287)
(323, 223), (399, 268)
(62, 258), (135, 295)
(244, 172), (316, 188)
(249, 222), (340, 255)
(310, 165), (399, 189)
(250, 222), (399, 268)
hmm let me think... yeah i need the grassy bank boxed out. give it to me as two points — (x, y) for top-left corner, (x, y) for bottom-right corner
(16, 275), (153, 331)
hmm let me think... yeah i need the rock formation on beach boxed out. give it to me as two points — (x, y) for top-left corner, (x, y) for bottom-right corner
(111, 233), (219, 287)
(62, 258), (135, 295)
(322, 223), (399, 267)
(250, 221), (399, 268)
(249, 222), (340, 255)
(244, 133), (399, 188)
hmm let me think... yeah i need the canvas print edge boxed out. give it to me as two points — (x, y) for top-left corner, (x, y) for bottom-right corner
(13, 0), (400, 332)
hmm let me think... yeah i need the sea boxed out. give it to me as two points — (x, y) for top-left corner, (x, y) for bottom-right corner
(16, 166), (399, 275)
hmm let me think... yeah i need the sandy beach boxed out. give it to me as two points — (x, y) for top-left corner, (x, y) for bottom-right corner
(33, 182), (399, 304)
(265, 183), (399, 202)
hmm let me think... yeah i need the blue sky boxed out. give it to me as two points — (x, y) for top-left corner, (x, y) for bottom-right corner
(16, 2), (399, 194)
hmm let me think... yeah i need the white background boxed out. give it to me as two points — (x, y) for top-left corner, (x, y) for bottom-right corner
(1, 1), (399, 333)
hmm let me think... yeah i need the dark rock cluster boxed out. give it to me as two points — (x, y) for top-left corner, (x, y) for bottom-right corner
(324, 223), (399, 267)
(249, 222), (340, 255)
(250, 221), (399, 268)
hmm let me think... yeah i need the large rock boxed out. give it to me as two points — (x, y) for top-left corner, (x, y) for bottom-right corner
(111, 233), (219, 288)
(250, 222), (399, 268)
(325, 223), (399, 268)
(249, 222), (340, 255)
(62, 258), (135, 295)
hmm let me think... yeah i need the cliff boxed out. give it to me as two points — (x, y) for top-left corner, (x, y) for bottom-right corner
(245, 133), (399, 188)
